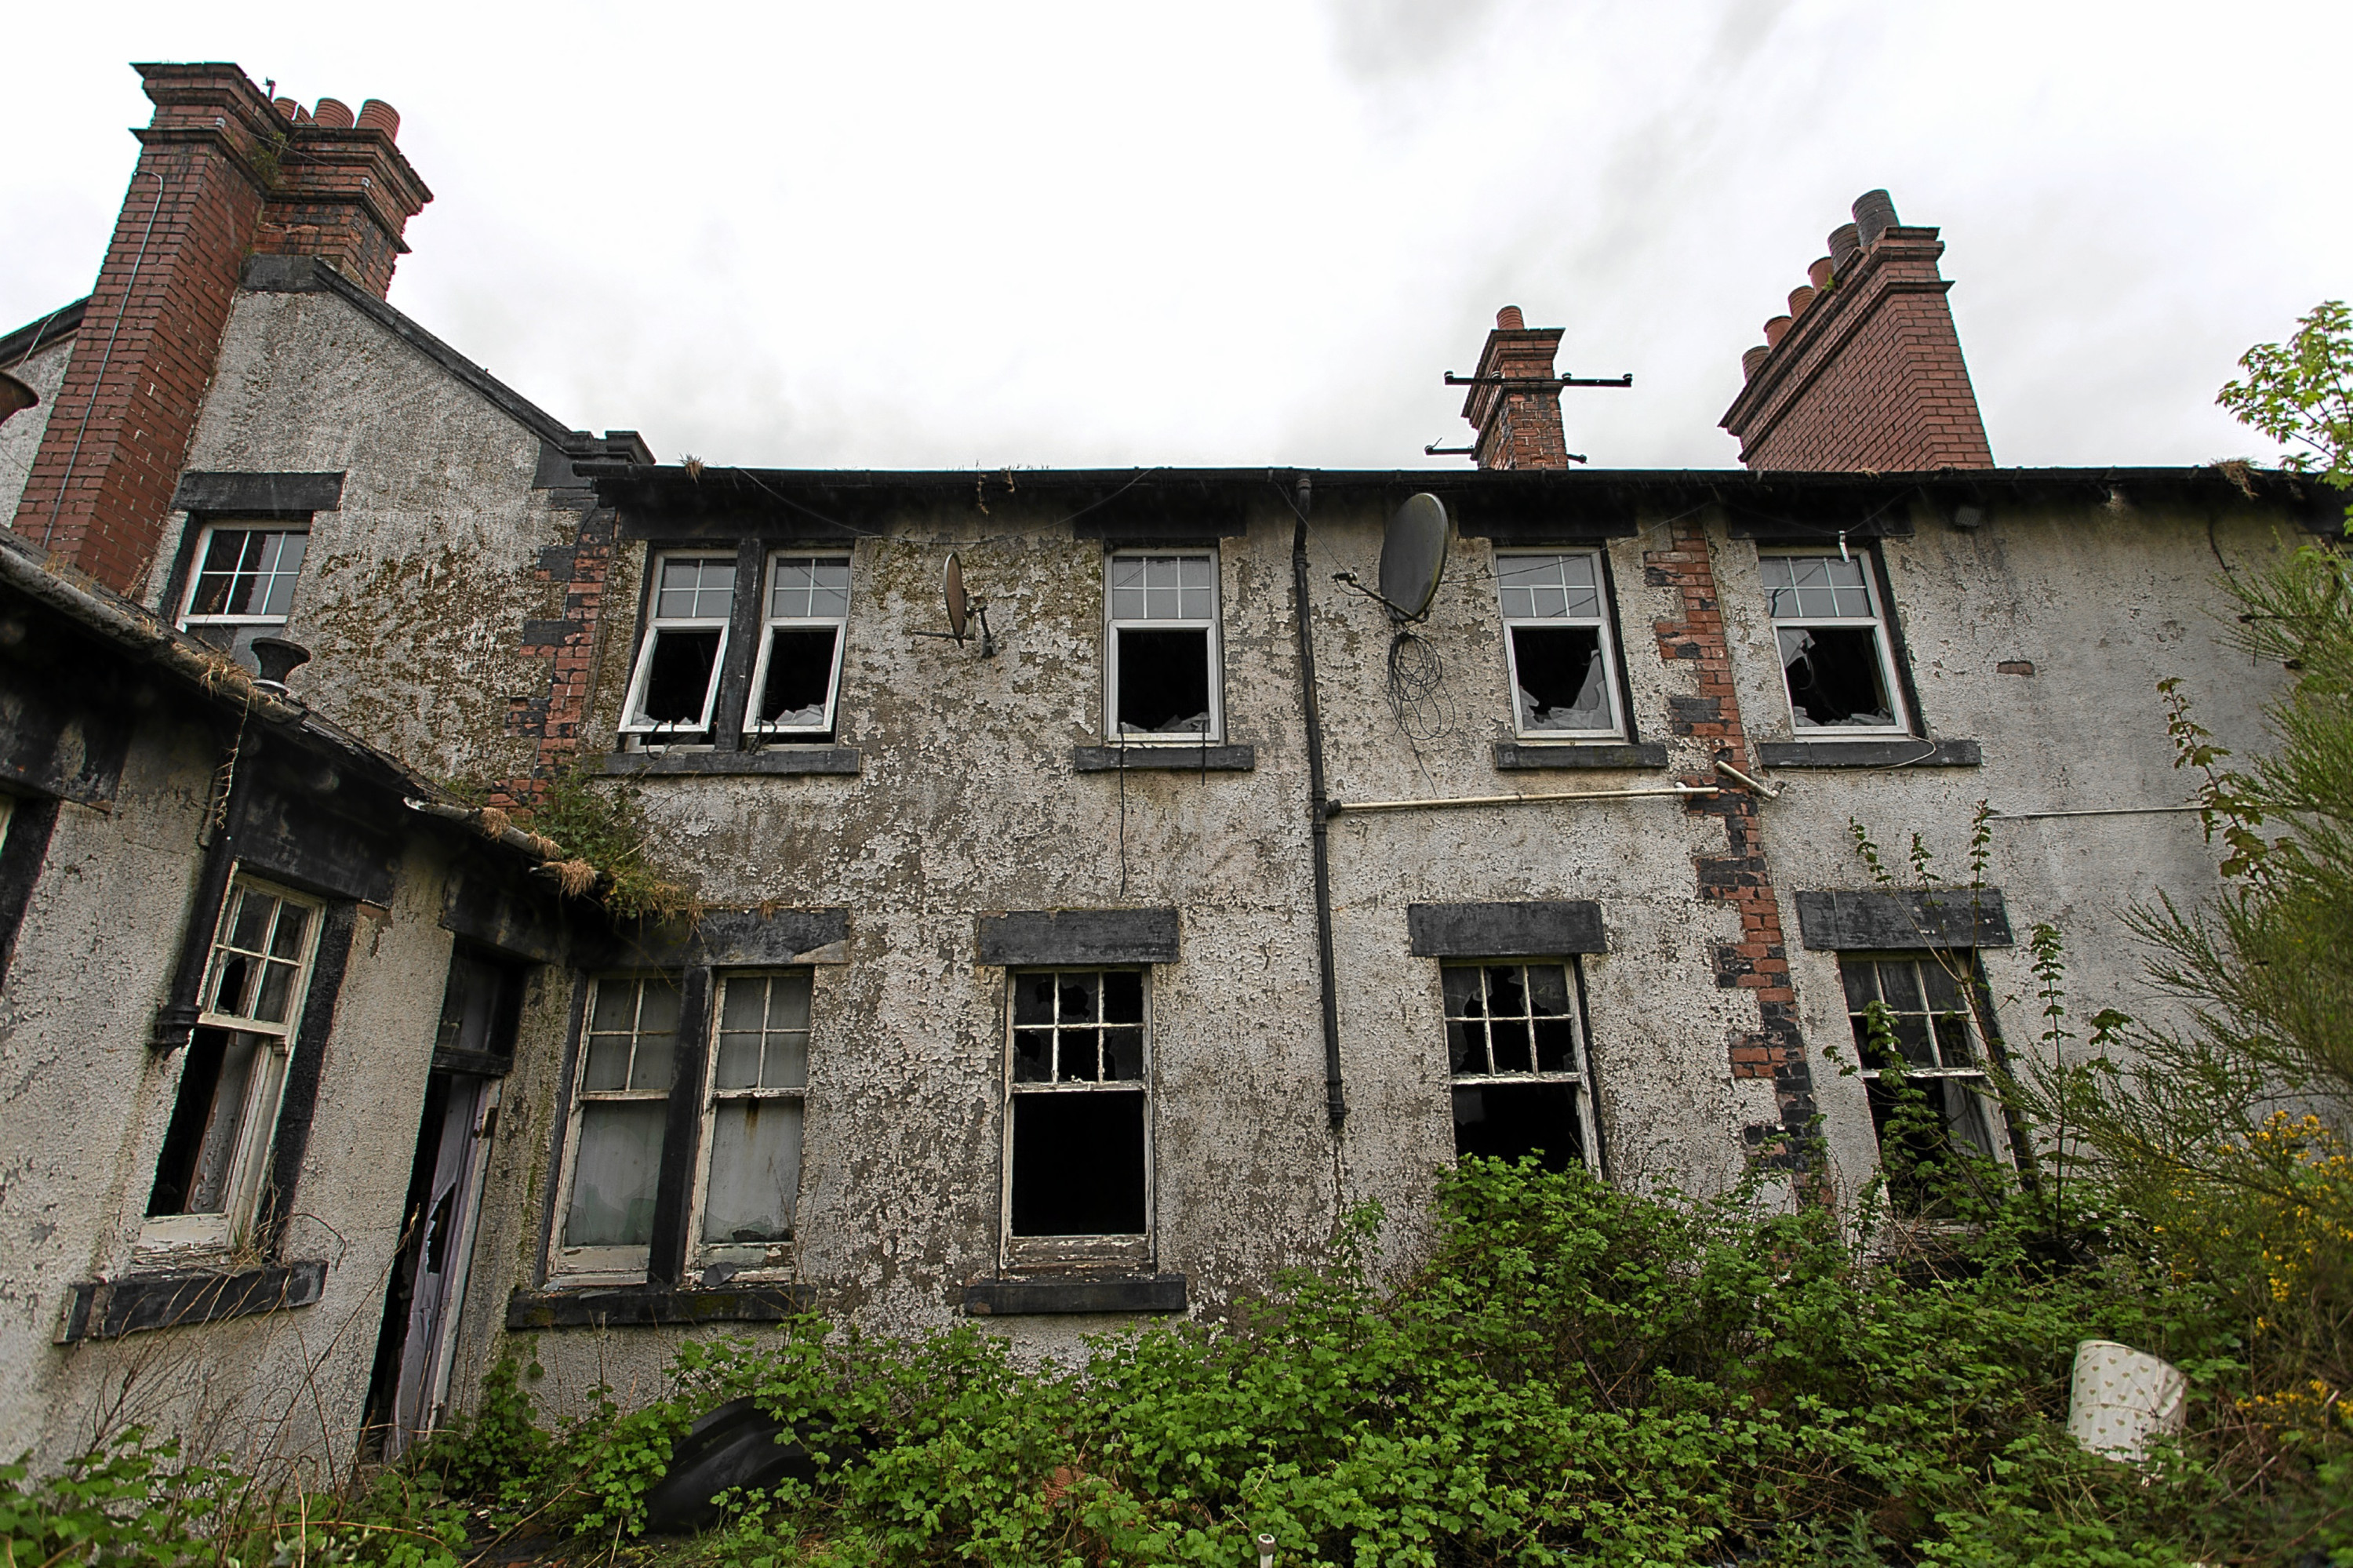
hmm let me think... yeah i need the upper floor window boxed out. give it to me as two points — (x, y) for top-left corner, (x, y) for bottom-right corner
(1107, 552), (1221, 742)
(621, 555), (736, 739)
(1442, 961), (1597, 1173)
(179, 523), (309, 665)
(1495, 551), (1625, 740)
(1761, 554), (1907, 734)
(145, 875), (324, 1250)
(747, 555), (850, 739)
(1841, 952), (2002, 1214)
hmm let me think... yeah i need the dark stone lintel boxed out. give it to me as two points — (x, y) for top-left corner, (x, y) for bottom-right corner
(504, 1282), (814, 1330)
(1406, 900), (1607, 958)
(977, 908), (1180, 966)
(1756, 739), (1980, 769)
(170, 471), (345, 515)
(1071, 744), (1255, 773)
(60, 1261), (328, 1343)
(587, 747), (861, 777)
(1792, 888), (2014, 951)
(1492, 741), (1667, 771)
(962, 1274), (1187, 1315)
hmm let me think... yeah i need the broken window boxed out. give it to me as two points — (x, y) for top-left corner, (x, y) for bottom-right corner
(1761, 554), (1906, 733)
(1442, 962), (1595, 1173)
(552, 975), (680, 1281)
(1495, 551), (1624, 738)
(178, 522), (310, 671)
(1841, 953), (2002, 1215)
(620, 555), (736, 740)
(692, 970), (811, 1274)
(1006, 969), (1148, 1239)
(144, 876), (323, 1250)
(745, 555), (850, 740)
(1107, 553), (1220, 741)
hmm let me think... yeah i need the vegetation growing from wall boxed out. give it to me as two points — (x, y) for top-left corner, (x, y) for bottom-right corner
(514, 766), (696, 922)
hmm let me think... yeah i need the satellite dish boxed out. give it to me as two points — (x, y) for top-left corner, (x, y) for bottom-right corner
(0, 372), (35, 428)
(1378, 493), (1450, 621)
(943, 552), (969, 643)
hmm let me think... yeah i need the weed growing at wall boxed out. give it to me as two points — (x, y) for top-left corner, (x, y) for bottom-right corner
(515, 766), (694, 922)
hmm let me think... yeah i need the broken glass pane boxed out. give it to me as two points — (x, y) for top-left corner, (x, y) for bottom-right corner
(1933, 1015), (1976, 1068)
(1058, 1028), (1103, 1082)
(756, 628), (839, 728)
(1116, 628), (1211, 735)
(1511, 626), (1611, 731)
(1101, 970), (1144, 1025)
(1453, 1082), (1580, 1172)
(1489, 1018), (1535, 1074)
(642, 630), (723, 726)
(1889, 1015), (1935, 1068)
(1485, 966), (1526, 1017)
(1056, 973), (1099, 1024)
(1103, 1027), (1144, 1081)
(703, 1098), (802, 1244)
(565, 1101), (667, 1247)
(1448, 1017), (1486, 1074)
(1533, 1019), (1576, 1073)
(1009, 1092), (1146, 1236)
(1442, 966), (1483, 1018)
(1777, 626), (1893, 727)
(1013, 1028), (1053, 1082)
(1015, 974), (1056, 1027)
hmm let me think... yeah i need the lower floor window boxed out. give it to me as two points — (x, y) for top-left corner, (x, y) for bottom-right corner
(555, 975), (679, 1278)
(695, 971), (811, 1270)
(1442, 962), (1594, 1172)
(1006, 969), (1149, 1239)
(1841, 952), (2002, 1214)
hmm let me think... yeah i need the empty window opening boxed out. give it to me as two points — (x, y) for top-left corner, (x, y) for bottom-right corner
(1006, 968), (1148, 1237)
(1497, 551), (1624, 738)
(1108, 554), (1220, 740)
(1842, 953), (2002, 1215)
(1442, 962), (1593, 1173)
(179, 523), (310, 671)
(556, 976), (679, 1271)
(146, 879), (321, 1237)
(623, 555), (736, 737)
(695, 970), (812, 1261)
(748, 555), (850, 737)
(1762, 555), (1904, 732)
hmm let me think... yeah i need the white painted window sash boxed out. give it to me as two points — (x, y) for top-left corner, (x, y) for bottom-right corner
(1496, 548), (1627, 742)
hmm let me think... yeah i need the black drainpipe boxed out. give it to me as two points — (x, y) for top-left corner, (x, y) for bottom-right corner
(1288, 475), (1347, 1127)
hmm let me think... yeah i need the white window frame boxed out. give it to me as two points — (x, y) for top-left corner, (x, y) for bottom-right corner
(686, 969), (813, 1279)
(1839, 951), (2009, 1211)
(1001, 966), (1154, 1272)
(742, 553), (851, 740)
(176, 522), (310, 633)
(1439, 960), (1601, 1173)
(548, 973), (682, 1285)
(1494, 549), (1627, 742)
(1104, 551), (1223, 745)
(138, 873), (325, 1257)
(620, 552), (736, 740)
(1760, 551), (1910, 737)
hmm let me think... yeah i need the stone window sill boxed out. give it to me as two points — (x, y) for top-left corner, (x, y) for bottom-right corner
(59, 1260), (326, 1343)
(961, 1274), (1187, 1316)
(1492, 741), (1667, 770)
(504, 1282), (815, 1330)
(1071, 745), (1254, 773)
(587, 747), (861, 778)
(1756, 739), (1980, 769)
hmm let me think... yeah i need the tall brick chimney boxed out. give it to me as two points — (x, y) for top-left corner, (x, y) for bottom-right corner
(11, 64), (430, 593)
(1461, 306), (1573, 470)
(1719, 190), (1992, 472)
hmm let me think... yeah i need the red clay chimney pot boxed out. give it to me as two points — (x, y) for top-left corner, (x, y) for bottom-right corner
(271, 96), (300, 120)
(1495, 305), (1525, 330)
(312, 97), (354, 129)
(1806, 256), (1834, 290)
(1762, 315), (1792, 348)
(1741, 346), (1770, 380)
(1787, 286), (1816, 317)
(356, 99), (399, 138)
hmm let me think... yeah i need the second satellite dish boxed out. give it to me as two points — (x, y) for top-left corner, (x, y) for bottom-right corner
(943, 552), (969, 643)
(1378, 493), (1450, 622)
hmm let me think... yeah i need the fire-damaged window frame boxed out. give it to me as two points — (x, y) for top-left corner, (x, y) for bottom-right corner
(619, 552), (739, 744)
(1104, 549), (1225, 745)
(1440, 959), (1603, 1173)
(139, 872), (328, 1258)
(1758, 548), (1912, 738)
(1493, 548), (1633, 743)
(688, 969), (813, 1281)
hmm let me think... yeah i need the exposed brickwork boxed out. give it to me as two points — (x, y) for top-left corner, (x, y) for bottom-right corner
(1720, 202), (1993, 473)
(1644, 512), (1818, 1172)
(499, 499), (620, 808)
(9, 64), (431, 595)
(1462, 306), (1572, 471)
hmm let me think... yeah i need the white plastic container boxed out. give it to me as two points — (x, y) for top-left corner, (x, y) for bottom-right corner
(2068, 1340), (2187, 1461)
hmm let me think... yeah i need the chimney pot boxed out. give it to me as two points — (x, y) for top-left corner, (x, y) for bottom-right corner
(312, 97), (355, 129)
(1827, 223), (1861, 277)
(1806, 256), (1834, 290)
(1762, 315), (1793, 348)
(1495, 305), (1525, 330)
(249, 636), (312, 693)
(1787, 285), (1816, 318)
(271, 96), (300, 120)
(1741, 346), (1770, 380)
(356, 99), (400, 139)
(1852, 188), (1898, 247)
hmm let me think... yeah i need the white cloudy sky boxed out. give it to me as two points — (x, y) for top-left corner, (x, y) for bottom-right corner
(4, 2), (2346, 473)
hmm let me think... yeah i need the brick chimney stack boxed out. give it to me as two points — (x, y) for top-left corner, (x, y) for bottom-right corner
(1462, 306), (1573, 470)
(10, 63), (431, 593)
(1719, 190), (1993, 472)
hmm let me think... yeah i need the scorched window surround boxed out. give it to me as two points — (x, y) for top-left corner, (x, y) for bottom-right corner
(1441, 961), (1599, 1173)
